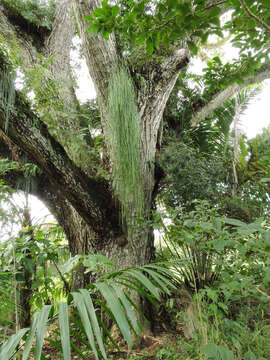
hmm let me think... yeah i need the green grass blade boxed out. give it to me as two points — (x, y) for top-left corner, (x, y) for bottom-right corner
(22, 312), (39, 360)
(58, 302), (71, 360)
(96, 281), (132, 348)
(79, 289), (107, 360)
(72, 292), (99, 360)
(0, 328), (28, 360)
(70, 342), (89, 360)
(34, 305), (52, 360)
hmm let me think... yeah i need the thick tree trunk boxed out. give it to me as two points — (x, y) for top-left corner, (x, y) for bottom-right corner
(72, 0), (189, 274)
(0, 0), (189, 295)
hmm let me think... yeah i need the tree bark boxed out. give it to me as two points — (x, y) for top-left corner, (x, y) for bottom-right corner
(72, 0), (190, 275)
(18, 207), (34, 329)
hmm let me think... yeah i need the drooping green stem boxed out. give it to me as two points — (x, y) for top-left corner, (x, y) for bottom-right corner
(107, 65), (143, 229)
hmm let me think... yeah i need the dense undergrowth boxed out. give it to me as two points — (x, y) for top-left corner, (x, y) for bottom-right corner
(1, 200), (270, 360)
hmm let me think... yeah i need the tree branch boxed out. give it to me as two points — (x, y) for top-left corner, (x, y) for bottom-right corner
(191, 64), (270, 127)
(0, 86), (117, 235)
(239, 0), (270, 34)
(140, 48), (190, 135)
(71, 0), (118, 114)
(0, 4), (39, 67)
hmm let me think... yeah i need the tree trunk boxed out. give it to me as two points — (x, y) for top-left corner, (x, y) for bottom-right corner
(0, 0), (189, 296)
(72, 0), (189, 275)
(18, 207), (34, 329)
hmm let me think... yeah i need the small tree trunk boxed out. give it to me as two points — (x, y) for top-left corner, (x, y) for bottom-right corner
(232, 93), (240, 196)
(18, 207), (34, 329)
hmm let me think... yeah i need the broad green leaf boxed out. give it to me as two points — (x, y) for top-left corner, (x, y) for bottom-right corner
(220, 217), (246, 227)
(111, 5), (120, 17)
(203, 343), (234, 360)
(72, 292), (99, 360)
(34, 305), (52, 360)
(0, 328), (28, 359)
(22, 312), (39, 360)
(79, 289), (107, 360)
(59, 302), (71, 360)
(93, 7), (106, 18)
(218, 346), (234, 360)
(146, 38), (154, 55)
(96, 281), (132, 348)
(244, 351), (257, 360)
(212, 239), (226, 252)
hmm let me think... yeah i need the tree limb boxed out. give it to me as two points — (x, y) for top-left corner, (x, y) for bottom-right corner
(138, 48), (190, 160)
(239, 0), (270, 34)
(71, 0), (118, 114)
(191, 64), (270, 127)
(0, 4), (39, 67)
(0, 86), (117, 235)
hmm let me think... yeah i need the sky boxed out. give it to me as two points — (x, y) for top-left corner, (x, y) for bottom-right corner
(241, 80), (270, 139)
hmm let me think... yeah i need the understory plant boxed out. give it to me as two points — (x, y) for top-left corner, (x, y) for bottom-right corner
(0, 260), (175, 360)
(155, 201), (270, 359)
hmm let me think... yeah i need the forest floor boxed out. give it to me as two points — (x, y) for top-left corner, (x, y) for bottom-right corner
(40, 332), (180, 360)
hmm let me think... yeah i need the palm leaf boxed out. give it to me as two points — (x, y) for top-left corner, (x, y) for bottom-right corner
(0, 328), (28, 359)
(124, 269), (161, 300)
(111, 283), (141, 334)
(58, 302), (71, 360)
(72, 292), (100, 360)
(95, 281), (133, 348)
(1, 262), (175, 360)
(22, 312), (39, 360)
(79, 289), (107, 359)
(34, 305), (52, 360)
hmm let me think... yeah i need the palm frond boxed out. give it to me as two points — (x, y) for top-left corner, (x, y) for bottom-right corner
(1, 262), (174, 360)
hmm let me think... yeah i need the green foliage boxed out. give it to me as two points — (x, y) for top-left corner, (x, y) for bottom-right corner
(156, 345), (179, 360)
(159, 142), (231, 209)
(0, 262), (175, 360)
(24, 55), (98, 172)
(85, 0), (223, 56)
(0, 0), (55, 29)
(108, 65), (143, 226)
(0, 272), (16, 341)
(86, 0), (270, 88)
(0, 185), (70, 319)
(156, 201), (232, 291)
(202, 343), (234, 360)
(154, 200), (270, 359)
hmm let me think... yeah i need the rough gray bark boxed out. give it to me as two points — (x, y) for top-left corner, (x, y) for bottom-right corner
(0, 0), (93, 173)
(72, 0), (190, 273)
